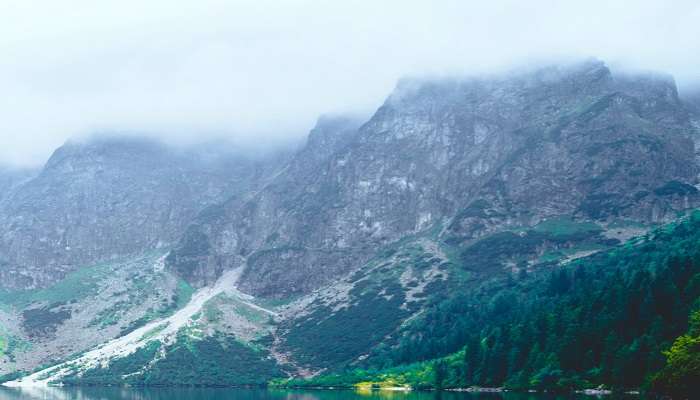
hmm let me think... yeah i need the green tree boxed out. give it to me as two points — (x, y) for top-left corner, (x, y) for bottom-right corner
(651, 332), (700, 396)
(433, 360), (447, 389)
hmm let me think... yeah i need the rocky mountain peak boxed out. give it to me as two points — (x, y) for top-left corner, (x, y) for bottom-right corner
(2, 60), (700, 388)
(0, 136), (287, 289)
(299, 115), (363, 165)
(42, 136), (169, 173)
(165, 61), (700, 299)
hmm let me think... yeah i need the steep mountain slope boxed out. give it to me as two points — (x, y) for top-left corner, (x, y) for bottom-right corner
(683, 89), (700, 113)
(166, 115), (365, 294)
(169, 60), (700, 300)
(683, 89), (700, 168)
(0, 253), (174, 373)
(0, 250), (283, 383)
(0, 167), (36, 204)
(3, 266), (281, 386)
(3, 60), (700, 390)
(280, 210), (700, 397)
(272, 216), (633, 375)
(0, 137), (287, 289)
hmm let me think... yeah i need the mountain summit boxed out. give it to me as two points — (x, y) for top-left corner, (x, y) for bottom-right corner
(168, 60), (699, 297)
(1, 61), (699, 391)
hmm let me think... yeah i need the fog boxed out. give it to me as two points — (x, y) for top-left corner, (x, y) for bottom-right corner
(1, 0), (699, 166)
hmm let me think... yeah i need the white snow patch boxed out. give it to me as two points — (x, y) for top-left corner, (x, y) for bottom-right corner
(416, 212), (432, 230)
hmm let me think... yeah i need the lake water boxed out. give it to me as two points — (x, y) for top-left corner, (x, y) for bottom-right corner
(0, 387), (643, 400)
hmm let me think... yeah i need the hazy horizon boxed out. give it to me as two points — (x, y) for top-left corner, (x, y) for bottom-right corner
(1, 0), (699, 167)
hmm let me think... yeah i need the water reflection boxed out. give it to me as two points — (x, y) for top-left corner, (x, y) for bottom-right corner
(0, 387), (643, 400)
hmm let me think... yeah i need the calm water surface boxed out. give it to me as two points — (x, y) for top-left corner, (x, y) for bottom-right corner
(0, 387), (642, 400)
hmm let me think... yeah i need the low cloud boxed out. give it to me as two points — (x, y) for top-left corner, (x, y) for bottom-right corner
(1, 0), (698, 166)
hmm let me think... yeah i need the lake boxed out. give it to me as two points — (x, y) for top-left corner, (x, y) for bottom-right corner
(0, 387), (643, 400)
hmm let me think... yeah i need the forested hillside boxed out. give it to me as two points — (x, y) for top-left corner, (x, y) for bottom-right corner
(279, 210), (700, 397)
(3, 61), (700, 397)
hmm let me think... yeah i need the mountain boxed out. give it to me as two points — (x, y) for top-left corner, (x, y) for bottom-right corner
(168, 60), (699, 298)
(0, 137), (288, 289)
(166, 115), (365, 292)
(681, 88), (700, 168)
(0, 167), (36, 204)
(280, 210), (700, 393)
(682, 88), (700, 112)
(1, 60), (700, 396)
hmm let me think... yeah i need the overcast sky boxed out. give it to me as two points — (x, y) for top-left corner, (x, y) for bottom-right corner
(1, 0), (699, 166)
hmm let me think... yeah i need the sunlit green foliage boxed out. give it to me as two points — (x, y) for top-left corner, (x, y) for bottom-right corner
(650, 310), (700, 397)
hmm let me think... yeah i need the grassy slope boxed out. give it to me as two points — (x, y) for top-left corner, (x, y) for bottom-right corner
(0, 252), (194, 378)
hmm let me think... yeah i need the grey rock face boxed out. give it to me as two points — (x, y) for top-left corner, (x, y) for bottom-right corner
(449, 67), (698, 239)
(2, 59), (700, 379)
(168, 61), (700, 298)
(682, 88), (700, 111)
(166, 116), (365, 295)
(682, 89), (700, 168)
(0, 167), (37, 204)
(0, 136), (286, 289)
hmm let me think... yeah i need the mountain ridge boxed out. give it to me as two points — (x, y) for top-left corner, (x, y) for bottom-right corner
(0, 136), (290, 289)
(1, 60), (700, 396)
(168, 60), (700, 298)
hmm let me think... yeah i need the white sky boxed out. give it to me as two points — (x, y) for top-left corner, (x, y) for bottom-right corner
(0, 0), (699, 166)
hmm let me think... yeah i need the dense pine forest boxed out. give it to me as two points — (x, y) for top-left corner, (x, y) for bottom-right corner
(278, 211), (700, 397)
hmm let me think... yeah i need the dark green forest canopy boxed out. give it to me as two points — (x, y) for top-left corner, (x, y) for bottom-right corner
(285, 211), (700, 395)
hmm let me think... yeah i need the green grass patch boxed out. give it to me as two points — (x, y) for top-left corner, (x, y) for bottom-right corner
(533, 216), (602, 238)
(203, 298), (224, 323)
(255, 296), (299, 310)
(0, 335), (6, 356)
(0, 254), (168, 310)
(0, 329), (31, 361)
(230, 301), (268, 325)
(140, 323), (167, 342)
(538, 250), (566, 263)
(606, 219), (648, 230)
(174, 279), (194, 309)
(561, 242), (607, 255)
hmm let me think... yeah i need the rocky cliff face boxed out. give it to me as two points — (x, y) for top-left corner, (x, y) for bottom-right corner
(682, 89), (700, 168)
(168, 61), (700, 298)
(0, 167), (36, 204)
(166, 115), (365, 294)
(3, 60), (700, 382)
(0, 137), (286, 289)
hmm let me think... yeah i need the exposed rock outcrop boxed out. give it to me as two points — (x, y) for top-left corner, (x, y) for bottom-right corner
(0, 137), (287, 289)
(168, 61), (700, 298)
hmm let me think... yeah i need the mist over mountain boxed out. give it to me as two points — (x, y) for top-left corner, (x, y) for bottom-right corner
(1, 0), (699, 167)
(0, 136), (292, 289)
(0, 59), (699, 397)
(2, 1), (700, 396)
(165, 60), (699, 298)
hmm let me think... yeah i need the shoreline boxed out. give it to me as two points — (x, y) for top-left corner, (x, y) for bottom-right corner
(0, 380), (644, 397)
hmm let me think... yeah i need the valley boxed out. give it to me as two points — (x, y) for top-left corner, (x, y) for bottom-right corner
(0, 60), (699, 397)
